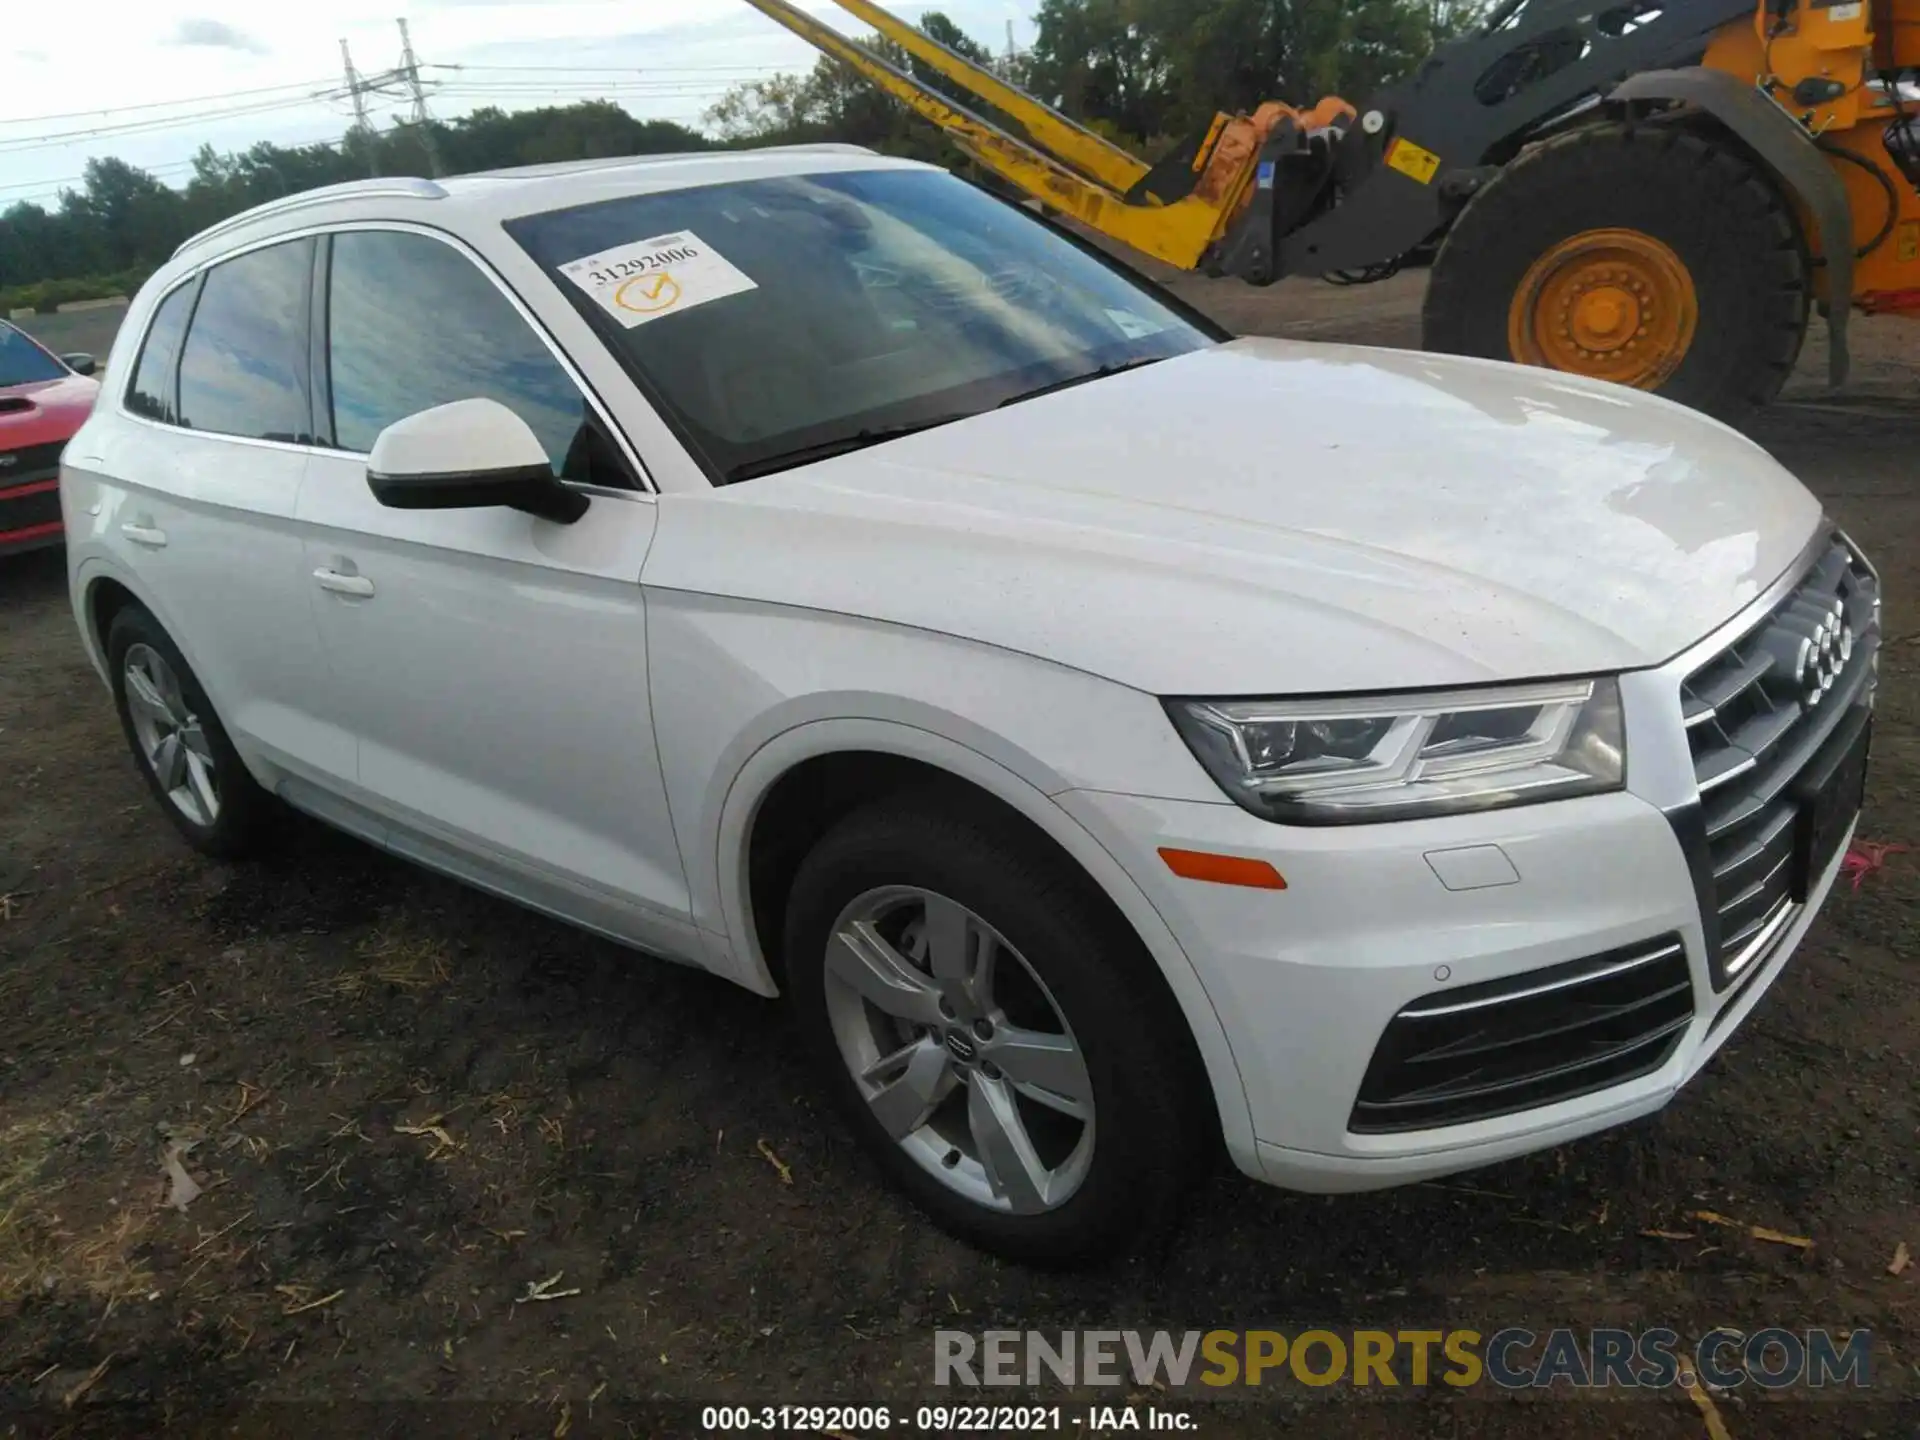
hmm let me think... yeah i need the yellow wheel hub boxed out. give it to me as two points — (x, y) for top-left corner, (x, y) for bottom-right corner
(1507, 228), (1698, 390)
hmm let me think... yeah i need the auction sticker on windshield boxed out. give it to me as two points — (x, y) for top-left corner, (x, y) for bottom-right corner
(559, 231), (757, 328)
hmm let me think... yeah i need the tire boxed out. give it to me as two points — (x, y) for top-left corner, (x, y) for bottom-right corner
(107, 605), (274, 860)
(782, 792), (1206, 1267)
(1423, 121), (1810, 423)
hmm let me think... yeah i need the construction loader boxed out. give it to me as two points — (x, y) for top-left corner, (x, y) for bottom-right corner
(738, 0), (1920, 421)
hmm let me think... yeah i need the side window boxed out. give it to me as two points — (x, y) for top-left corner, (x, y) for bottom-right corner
(326, 230), (620, 484)
(177, 238), (315, 443)
(125, 282), (197, 425)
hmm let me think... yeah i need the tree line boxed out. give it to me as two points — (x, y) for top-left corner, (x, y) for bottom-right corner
(1, 0), (1483, 307)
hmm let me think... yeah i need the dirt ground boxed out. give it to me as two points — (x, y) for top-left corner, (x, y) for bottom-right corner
(2, 275), (1916, 1440)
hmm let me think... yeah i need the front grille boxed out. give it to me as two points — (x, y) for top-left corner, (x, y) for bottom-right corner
(1349, 936), (1693, 1133)
(0, 438), (67, 485)
(1682, 536), (1879, 987)
(0, 480), (61, 532)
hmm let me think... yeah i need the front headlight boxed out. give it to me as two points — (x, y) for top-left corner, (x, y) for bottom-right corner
(1165, 678), (1625, 824)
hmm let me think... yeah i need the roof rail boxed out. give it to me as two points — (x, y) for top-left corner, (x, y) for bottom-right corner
(460, 153), (715, 180)
(172, 176), (447, 260)
(459, 144), (880, 182)
(757, 142), (878, 156)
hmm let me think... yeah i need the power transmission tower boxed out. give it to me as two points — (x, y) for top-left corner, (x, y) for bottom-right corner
(339, 39), (382, 177)
(395, 18), (443, 178)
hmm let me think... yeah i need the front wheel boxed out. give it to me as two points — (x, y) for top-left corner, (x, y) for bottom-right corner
(782, 795), (1205, 1266)
(1423, 122), (1810, 422)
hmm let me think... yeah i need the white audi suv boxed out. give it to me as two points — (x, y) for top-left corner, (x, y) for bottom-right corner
(61, 146), (1878, 1264)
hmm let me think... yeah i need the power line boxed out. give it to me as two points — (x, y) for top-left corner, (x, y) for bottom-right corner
(435, 93), (739, 110)
(431, 62), (791, 74)
(0, 93), (342, 155)
(0, 67), (776, 146)
(0, 81), (721, 166)
(431, 79), (751, 93)
(0, 104), (723, 207)
(0, 78), (337, 130)
(0, 63), (738, 200)
(429, 75), (751, 87)
(435, 84), (742, 97)
(435, 85), (747, 97)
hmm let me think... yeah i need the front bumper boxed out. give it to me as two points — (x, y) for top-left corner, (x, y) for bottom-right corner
(1, 439), (68, 556)
(1059, 529), (1877, 1192)
(1, 479), (63, 555)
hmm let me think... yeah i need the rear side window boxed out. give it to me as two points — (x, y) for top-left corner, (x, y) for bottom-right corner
(177, 238), (315, 443)
(325, 229), (601, 478)
(125, 284), (196, 424)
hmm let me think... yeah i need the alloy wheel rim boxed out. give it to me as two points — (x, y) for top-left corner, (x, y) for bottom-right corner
(822, 885), (1095, 1214)
(123, 644), (221, 827)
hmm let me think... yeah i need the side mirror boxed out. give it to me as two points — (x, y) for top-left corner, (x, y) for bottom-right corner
(366, 398), (588, 525)
(62, 352), (96, 376)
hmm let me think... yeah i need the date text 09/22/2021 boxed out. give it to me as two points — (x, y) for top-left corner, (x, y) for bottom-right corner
(699, 1405), (1192, 1432)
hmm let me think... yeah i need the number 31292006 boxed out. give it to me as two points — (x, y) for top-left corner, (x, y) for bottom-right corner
(586, 245), (699, 288)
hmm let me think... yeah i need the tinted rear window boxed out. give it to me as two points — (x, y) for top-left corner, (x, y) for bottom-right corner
(125, 283), (197, 425)
(177, 238), (315, 443)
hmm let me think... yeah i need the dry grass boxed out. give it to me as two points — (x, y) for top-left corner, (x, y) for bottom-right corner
(306, 925), (453, 1001)
(0, 1108), (154, 1304)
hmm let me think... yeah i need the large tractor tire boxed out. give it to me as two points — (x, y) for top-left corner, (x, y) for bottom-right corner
(1423, 121), (1810, 423)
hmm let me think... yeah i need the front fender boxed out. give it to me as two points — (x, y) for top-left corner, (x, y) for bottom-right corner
(711, 713), (1261, 1173)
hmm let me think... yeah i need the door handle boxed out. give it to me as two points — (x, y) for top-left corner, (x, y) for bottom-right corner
(313, 568), (375, 598)
(120, 523), (167, 548)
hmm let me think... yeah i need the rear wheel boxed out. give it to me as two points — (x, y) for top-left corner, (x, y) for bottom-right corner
(1423, 122), (1810, 422)
(107, 605), (274, 859)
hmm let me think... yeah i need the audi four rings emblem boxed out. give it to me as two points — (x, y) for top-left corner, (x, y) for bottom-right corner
(1783, 596), (1853, 705)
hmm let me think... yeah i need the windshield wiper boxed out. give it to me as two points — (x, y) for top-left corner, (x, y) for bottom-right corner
(997, 355), (1167, 409)
(723, 414), (973, 483)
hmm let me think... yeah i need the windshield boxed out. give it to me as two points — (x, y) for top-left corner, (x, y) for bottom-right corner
(506, 167), (1216, 482)
(0, 323), (68, 388)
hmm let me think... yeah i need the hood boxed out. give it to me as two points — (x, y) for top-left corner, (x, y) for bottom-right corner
(1, 373), (100, 449)
(646, 337), (1823, 696)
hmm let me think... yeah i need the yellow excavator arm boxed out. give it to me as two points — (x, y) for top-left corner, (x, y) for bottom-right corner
(823, 0), (1149, 193)
(733, 0), (1348, 272)
(737, 0), (1920, 421)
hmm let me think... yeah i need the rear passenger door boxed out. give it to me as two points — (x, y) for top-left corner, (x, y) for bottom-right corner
(111, 238), (354, 786)
(295, 225), (692, 949)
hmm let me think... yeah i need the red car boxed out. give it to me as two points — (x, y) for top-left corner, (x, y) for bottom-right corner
(1, 318), (101, 556)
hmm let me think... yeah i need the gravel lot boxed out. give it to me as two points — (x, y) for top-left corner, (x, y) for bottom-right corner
(2, 275), (1915, 1438)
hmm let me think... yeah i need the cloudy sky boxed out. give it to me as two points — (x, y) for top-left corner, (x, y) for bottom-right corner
(0, 0), (1036, 209)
